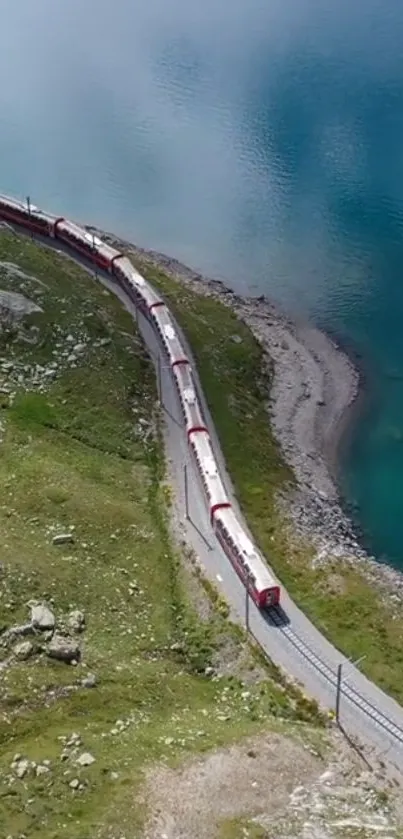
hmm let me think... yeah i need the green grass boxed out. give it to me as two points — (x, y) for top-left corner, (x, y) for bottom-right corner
(218, 817), (267, 839)
(0, 231), (324, 839)
(129, 252), (403, 707)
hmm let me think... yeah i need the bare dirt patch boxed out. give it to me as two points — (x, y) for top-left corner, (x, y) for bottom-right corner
(142, 730), (322, 839)
(142, 729), (403, 839)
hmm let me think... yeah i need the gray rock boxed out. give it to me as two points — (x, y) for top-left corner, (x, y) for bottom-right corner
(52, 533), (75, 545)
(30, 602), (55, 631)
(47, 634), (80, 664)
(81, 673), (97, 688)
(76, 752), (95, 767)
(36, 764), (50, 777)
(15, 759), (30, 779)
(1, 622), (34, 644)
(67, 610), (85, 633)
(13, 640), (34, 661)
(69, 778), (80, 790)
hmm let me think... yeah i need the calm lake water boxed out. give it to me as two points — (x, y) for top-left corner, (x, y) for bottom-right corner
(2, 0), (403, 565)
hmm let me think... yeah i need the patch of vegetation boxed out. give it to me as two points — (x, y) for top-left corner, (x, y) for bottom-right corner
(0, 231), (323, 839)
(218, 817), (267, 839)
(130, 252), (403, 707)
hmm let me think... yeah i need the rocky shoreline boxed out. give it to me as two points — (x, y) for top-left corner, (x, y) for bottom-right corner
(95, 228), (403, 603)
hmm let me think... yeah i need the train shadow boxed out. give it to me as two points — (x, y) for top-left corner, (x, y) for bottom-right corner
(263, 604), (290, 628)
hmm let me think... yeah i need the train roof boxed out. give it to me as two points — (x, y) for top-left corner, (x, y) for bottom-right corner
(0, 194), (53, 220)
(124, 264), (162, 309)
(174, 365), (206, 428)
(190, 430), (228, 504)
(152, 305), (188, 361)
(60, 219), (88, 239)
(83, 232), (121, 260)
(215, 506), (278, 590)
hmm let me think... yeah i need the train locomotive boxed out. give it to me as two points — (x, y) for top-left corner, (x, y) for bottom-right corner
(0, 192), (281, 610)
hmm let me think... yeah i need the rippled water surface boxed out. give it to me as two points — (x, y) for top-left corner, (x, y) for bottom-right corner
(2, 0), (403, 564)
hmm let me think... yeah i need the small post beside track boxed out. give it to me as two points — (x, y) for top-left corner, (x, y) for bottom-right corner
(335, 662), (342, 724)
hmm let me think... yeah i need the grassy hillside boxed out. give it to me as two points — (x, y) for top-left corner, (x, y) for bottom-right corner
(130, 251), (403, 707)
(0, 230), (323, 839)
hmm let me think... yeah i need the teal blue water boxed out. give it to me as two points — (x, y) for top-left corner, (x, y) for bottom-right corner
(1, 1), (403, 565)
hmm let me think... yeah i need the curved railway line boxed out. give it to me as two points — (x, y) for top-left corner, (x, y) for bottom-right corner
(1, 193), (403, 773)
(269, 606), (403, 747)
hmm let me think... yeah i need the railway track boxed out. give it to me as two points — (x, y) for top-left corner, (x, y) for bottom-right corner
(269, 606), (403, 746)
(5, 214), (403, 766)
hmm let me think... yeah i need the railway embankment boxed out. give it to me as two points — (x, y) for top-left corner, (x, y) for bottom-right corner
(0, 228), (335, 838)
(92, 227), (403, 710)
(1, 227), (403, 836)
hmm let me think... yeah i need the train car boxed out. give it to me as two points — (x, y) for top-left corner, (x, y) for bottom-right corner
(151, 305), (188, 367)
(0, 194), (61, 237)
(173, 363), (207, 437)
(54, 220), (122, 271)
(190, 429), (231, 524)
(213, 507), (280, 608)
(112, 256), (165, 316)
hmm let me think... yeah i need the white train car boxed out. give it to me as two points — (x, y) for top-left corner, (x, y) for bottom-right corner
(112, 255), (163, 315)
(173, 363), (207, 437)
(213, 507), (280, 608)
(54, 220), (123, 272)
(190, 429), (231, 524)
(151, 305), (188, 367)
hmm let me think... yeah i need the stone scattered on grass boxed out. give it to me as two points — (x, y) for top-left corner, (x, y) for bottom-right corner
(36, 764), (50, 777)
(52, 533), (75, 546)
(11, 757), (31, 779)
(76, 752), (95, 767)
(47, 633), (80, 664)
(81, 673), (97, 688)
(67, 609), (85, 633)
(29, 601), (55, 631)
(13, 640), (34, 661)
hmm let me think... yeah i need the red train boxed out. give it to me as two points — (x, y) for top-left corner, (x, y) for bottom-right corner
(0, 193), (281, 609)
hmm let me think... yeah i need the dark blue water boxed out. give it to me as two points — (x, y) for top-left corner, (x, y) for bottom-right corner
(2, 0), (403, 565)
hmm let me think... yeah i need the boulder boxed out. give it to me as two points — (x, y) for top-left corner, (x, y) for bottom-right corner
(30, 602), (55, 631)
(13, 640), (34, 661)
(67, 610), (85, 633)
(47, 634), (80, 664)
(1, 623), (34, 644)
